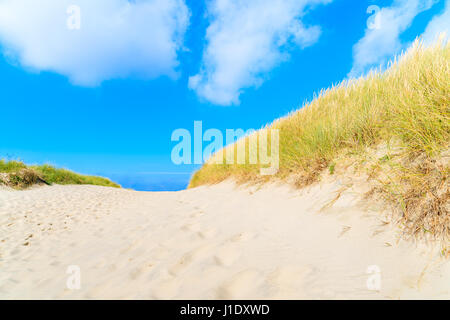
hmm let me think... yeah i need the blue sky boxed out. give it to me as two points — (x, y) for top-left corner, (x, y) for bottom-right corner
(0, 0), (448, 190)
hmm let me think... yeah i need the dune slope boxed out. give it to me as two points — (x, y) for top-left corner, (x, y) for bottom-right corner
(190, 39), (449, 243)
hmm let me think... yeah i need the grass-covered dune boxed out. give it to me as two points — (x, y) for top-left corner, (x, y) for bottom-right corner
(190, 38), (449, 241)
(0, 160), (120, 189)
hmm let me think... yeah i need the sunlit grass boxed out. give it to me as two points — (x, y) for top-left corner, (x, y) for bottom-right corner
(190, 37), (449, 242)
(0, 160), (120, 189)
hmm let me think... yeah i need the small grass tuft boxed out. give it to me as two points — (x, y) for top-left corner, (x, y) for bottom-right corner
(329, 162), (336, 175)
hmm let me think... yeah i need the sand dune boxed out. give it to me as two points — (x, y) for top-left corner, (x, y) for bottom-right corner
(0, 176), (448, 299)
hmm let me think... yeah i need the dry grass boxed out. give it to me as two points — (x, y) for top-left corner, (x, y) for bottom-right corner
(190, 37), (449, 242)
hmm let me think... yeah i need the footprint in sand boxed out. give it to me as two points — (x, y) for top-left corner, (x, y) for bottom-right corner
(129, 267), (143, 280)
(197, 227), (217, 239)
(119, 239), (143, 255)
(214, 244), (240, 267)
(230, 232), (255, 242)
(129, 262), (154, 280)
(266, 265), (315, 298)
(190, 211), (204, 219)
(181, 222), (201, 233)
(217, 269), (264, 299)
(168, 244), (213, 276)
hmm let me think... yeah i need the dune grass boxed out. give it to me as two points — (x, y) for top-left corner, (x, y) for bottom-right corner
(0, 160), (120, 189)
(189, 38), (449, 242)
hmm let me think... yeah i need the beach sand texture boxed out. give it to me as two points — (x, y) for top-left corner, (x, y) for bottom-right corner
(0, 176), (449, 299)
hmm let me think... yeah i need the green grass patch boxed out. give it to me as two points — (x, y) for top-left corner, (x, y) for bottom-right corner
(0, 160), (120, 189)
(328, 162), (336, 175)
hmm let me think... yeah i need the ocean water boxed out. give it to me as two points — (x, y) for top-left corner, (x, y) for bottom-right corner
(107, 173), (191, 192)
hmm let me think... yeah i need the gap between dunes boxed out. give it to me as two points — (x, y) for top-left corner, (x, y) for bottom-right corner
(0, 174), (449, 299)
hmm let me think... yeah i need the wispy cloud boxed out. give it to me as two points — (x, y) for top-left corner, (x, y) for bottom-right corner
(189, 0), (332, 106)
(349, 0), (437, 78)
(422, 0), (450, 44)
(0, 0), (190, 86)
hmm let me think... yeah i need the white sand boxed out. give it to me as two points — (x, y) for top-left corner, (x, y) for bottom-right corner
(0, 176), (448, 300)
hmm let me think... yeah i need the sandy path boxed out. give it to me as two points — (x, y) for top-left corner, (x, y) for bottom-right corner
(0, 178), (448, 299)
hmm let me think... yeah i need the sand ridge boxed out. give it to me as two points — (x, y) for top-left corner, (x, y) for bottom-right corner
(0, 177), (448, 299)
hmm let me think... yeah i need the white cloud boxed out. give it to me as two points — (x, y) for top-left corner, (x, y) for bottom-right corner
(189, 0), (332, 106)
(0, 0), (190, 86)
(422, 0), (450, 44)
(349, 0), (437, 78)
